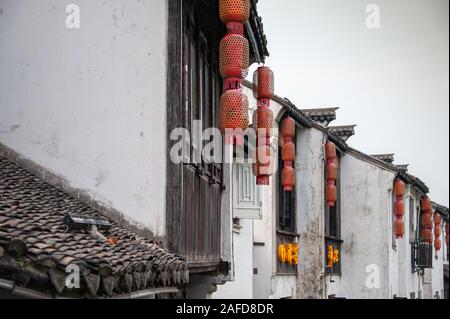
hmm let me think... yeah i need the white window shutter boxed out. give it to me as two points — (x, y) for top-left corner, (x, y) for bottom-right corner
(233, 163), (262, 219)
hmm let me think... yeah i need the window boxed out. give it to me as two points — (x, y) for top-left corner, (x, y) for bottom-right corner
(182, 12), (222, 181)
(325, 150), (342, 274)
(233, 163), (262, 219)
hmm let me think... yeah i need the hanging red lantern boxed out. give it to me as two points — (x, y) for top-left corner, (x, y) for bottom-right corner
(253, 66), (275, 100)
(394, 180), (405, 198)
(394, 220), (405, 239)
(279, 116), (296, 192)
(434, 225), (442, 237)
(326, 161), (338, 181)
(434, 213), (442, 225)
(326, 183), (337, 207)
(219, 0), (250, 24)
(421, 197), (432, 212)
(282, 142), (296, 162)
(325, 142), (337, 160)
(252, 107), (274, 139)
(220, 90), (249, 145)
(434, 239), (442, 251)
(220, 34), (249, 85)
(446, 222), (449, 246)
(395, 200), (405, 218)
(325, 142), (337, 207)
(282, 164), (295, 192)
(253, 145), (272, 185)
(422, 228), (433, 243)
(421, 213), (433, 228)
(434, 212), (442, 251)
(280, 117), (295, 140)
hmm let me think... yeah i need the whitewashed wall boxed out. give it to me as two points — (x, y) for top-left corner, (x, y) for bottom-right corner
(339, 152), (396, 299)
(0, 0), (168, 236)
(296, 127), (326, 299)
(213, 220), (254, 299)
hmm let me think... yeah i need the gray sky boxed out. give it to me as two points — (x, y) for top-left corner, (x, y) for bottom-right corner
(250, 0), (449, 206)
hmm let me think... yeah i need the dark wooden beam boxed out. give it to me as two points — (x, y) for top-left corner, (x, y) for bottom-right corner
(166, 0), (183, 254)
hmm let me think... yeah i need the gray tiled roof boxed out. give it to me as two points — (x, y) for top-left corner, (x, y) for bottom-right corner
(328, 125), (357, 142)
(0, 155), (188, 298)
(302, 108), (339, 127)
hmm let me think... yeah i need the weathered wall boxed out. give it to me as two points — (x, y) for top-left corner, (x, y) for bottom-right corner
(339, 152), (396, 299)
(0, 0), (168, 237)
(296, 127), (325, 299)
(213, 220), (254, 299)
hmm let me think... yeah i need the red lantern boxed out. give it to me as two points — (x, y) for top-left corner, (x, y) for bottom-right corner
(220, 90), (249, 145)
(220, 34), (249, 83)
(326, 183), (337, 207)
(325, 142), (337, 160)
(219, 0), (250, 24)
(434, 212), (442, 251)
(446, 222), (449, 246)
(280, 117), (295, 140)
(282, 142), (296, 162)
(422, 228), (433, 243)
(394, 220), (405, 239)
(253, 146), (272, 186)
(395, 200), (405, 218)
(253, 66), (274, 100)
(282, 165), (295, 192)
(434, 213), (442, 225)
(421, 197), (432, 212)
(252, 107), (274, 139)
(279, 116), (296, 192)
(325, 142), (337, 207)
(394, 180), (405, 198)
(434, 239), (442, 251)
(421, 213), (433, 228)
(326, 162), (337, 181)
(435, 225), (442, 237)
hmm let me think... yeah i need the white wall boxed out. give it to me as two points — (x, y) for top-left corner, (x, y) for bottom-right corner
(213, 220), (254, 299)
(0, 0), (168, 236)
(296, 127), (326, 299)
(339, 152), (396, 299)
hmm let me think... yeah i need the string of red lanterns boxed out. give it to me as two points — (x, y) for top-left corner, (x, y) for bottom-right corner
(394, 179), (405, 239)
(421, 197), (433, 244)
(433, 212), (442, 251)
(280, 117), (296, 191)
(219, 0), (250, 145)
(446, 221), (449, 247)
(325, 142), (337, 207)
(252, 66), (275, 185)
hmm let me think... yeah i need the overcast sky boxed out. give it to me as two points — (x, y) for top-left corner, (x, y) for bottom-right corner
(250, 0), (449, 206)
